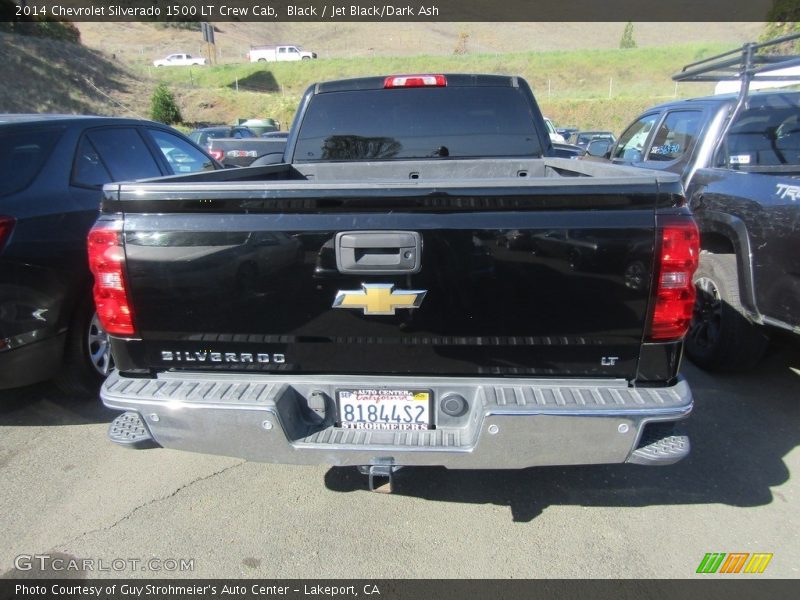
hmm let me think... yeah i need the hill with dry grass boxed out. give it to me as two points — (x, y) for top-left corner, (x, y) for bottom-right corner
(0, 22), (766, 132)
(76, 22), (763, 64)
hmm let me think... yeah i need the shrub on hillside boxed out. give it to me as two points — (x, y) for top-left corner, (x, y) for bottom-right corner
(150, 84), (183, 125)
(619, 22), (637, 49)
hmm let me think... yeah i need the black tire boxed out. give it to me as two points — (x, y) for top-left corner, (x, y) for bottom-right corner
(685, 252), (769, 372)
(54, 297), (114, 397)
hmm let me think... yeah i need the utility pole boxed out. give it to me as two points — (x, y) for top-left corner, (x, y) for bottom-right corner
(201, 22), (216, 65)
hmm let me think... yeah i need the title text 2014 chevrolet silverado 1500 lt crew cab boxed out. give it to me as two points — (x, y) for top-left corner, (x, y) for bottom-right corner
(94, 74), (698, 490)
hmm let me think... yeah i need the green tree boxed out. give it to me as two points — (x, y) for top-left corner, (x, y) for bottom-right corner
(150, 84), (182, 125)
(619, 22), (637, 49)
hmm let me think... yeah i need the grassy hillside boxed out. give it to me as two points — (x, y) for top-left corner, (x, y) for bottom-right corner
(0, 32), (138, 114)
(1, 22), (765, 134)
(140, 43), (727, 132)
(77, 22), (761, 62)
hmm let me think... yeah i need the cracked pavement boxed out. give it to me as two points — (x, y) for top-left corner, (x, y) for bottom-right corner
(1, 344), (799, 578)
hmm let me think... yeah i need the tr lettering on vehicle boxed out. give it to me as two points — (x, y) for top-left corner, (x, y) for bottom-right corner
(775, 183), (800, 201)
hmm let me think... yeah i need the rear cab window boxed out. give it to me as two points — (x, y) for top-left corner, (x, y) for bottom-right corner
(293, 85), (544, 161)
(0, 127), (64, 197)
(723, 100), (800, 169)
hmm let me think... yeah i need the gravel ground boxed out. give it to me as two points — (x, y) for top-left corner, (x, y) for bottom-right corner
(1, 344), (798, 579)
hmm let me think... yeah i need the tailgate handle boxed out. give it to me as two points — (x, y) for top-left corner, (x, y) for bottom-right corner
(335, 231), (422, 274)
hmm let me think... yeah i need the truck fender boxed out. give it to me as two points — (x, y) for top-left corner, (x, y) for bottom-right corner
(692, 207), (759, 317)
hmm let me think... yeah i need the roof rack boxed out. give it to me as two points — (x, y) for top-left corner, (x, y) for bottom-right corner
(672, 33), (800, 164)
(673, 33), (800, 84)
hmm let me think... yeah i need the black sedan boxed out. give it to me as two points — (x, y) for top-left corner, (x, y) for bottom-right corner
(0, 115), (220, 393)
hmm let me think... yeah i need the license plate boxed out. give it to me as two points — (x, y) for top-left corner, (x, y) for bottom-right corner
(337, 389), (431, 431)
(227, 150), (257, 157)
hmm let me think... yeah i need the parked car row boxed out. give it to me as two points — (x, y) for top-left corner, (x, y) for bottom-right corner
(188, 124), (288, 167)
(153, 44), (318, 68)
(0, 116), (221, 393)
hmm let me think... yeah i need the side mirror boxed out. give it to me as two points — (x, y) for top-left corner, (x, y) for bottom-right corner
(621, 147), (643, 162)
(587, 139), (612, 158)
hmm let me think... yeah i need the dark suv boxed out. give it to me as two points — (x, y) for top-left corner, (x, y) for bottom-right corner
(0, 115), (219, 393)
(608, 38), (800, 370)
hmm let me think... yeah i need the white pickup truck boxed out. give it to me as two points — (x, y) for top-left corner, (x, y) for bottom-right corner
(153, 53), (209, 67)
(247, 45), (317, 62)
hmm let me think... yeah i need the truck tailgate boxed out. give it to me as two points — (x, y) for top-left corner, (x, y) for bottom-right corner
(109, 165), (671, 382)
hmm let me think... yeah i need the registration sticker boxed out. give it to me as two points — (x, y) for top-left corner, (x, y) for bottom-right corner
(337, 389), (432, 431)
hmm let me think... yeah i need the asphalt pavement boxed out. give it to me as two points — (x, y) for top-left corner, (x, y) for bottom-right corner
(1, 343), (798, 579)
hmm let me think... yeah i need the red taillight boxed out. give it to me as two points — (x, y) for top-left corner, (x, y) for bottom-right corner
(0, 216), (15, 252)
(88, 224), (135, 336)
(209, 149), (224, 161)
(384, 74), (447, 88)
(647, 217), (700, 341)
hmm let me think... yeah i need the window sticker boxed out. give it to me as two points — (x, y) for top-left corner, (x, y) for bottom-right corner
(729, 154), (752, 165)
(650, 143), (681, 156)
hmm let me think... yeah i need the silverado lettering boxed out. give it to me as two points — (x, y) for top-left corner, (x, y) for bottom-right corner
(160, 351), (285, 364)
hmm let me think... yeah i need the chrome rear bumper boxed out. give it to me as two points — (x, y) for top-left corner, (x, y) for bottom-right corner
(101, 371), (692, 469)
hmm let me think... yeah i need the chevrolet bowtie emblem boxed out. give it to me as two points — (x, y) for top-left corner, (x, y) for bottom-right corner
(333, 283), (427, 316)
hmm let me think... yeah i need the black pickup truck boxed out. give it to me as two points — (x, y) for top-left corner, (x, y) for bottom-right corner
(96, 74), (698, 490)
(607, 35), (800, 371)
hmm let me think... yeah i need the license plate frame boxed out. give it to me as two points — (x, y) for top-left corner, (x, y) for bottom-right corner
(336, 388), (433, 431)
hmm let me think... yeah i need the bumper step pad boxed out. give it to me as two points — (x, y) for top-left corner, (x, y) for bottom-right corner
(108, 411), (159, 449)
(627, 432), (689, 466)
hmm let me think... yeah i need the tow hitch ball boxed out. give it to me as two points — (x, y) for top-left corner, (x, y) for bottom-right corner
(358, 459), (401, 493)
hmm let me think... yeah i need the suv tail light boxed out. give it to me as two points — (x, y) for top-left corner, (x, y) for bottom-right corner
(647, 216), (700, 341)
(209, 149), (225, 161)
(384, 74), (447, 88)
(88, 222), (135, 336)
(0, 216), (15, 252)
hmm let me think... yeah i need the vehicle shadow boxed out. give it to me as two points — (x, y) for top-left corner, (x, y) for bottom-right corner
(324, 342), (800, 522)
(0, 381), (116, 427)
